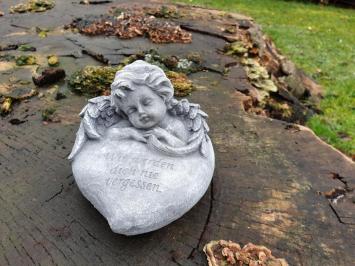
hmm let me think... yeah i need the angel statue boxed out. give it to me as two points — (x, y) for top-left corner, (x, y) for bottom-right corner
(69, 60), (214, 235)
(68, 60), (210, 160)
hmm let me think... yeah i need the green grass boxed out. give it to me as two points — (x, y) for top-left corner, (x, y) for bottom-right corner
(173, 0), (355, 156)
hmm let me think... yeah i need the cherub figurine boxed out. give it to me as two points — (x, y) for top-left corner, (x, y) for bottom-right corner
(69, 60), (210, 160)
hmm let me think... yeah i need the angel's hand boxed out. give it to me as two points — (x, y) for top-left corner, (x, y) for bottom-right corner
(144, 127), (170, 141)
(126, 128), (147, 143)
(108, 127), (147, 143)
(144, 127), (185, 147)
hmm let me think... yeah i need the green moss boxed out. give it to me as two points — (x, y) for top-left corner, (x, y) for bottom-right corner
(10, 0), (55, 13)
(187, 52), (202, 64)
(224, 41), (248, 56)
(68, 51), (199, 97)
(0, 54), (15, 62)
(266, 99), (293, 119)
(41, 107), (56, 121)
(144, 49), (202, 74)
(109, 7), (125, 16)
(145, 5), (181, 19)
(18, 44), (36, 52)
(166, 71), (193, 97)
(69, 65), (123, 96)
(0, 98), (13, 115)
(34, 27), (50, 38)
(47, 55), (59, 66)
(15, 55), (37, 66)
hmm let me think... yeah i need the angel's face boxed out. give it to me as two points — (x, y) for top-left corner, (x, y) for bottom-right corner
(117, 84), (167, 129)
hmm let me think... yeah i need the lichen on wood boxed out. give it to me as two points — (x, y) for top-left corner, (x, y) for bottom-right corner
(242, 58), (278, 96)
(0, 88), (38, 115)
(42, 107), (58, 122)
(143, 5), (181, 19)
(0, 54), (16, 62)
(166, 71), (193, 97)
(18, 44), (37, 52)
(47, 55), (59, 66)
(10, 0), (55, 14)
(222, 20), (320, 124)
(68, 51), (199, 97)
(15, 55), (37, 66)
(203, 240), (289, 266)
(0, 98), (13, 115)
(143, 49), (202, 74)
(69, 65), (122, 96)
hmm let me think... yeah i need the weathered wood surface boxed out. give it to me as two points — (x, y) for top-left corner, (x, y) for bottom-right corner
(0, 1), (354, 265)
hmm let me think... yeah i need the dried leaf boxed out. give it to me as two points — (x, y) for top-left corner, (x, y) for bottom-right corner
(69, 10), (191, 44)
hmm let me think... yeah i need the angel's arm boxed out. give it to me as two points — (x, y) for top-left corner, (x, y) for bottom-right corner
(146, 98), (211, 157)
(144, 127), (185, 147)
(106, 126), (147, 143)
(171, 119), (189, 143)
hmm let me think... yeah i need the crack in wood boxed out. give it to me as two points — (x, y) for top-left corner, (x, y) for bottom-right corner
(44, 184), (64, 203)
(187, 179), (214, 260)
(66, 37), (137, 65)
(328, 203), (346, 225)
(82, 49), (109, 64)
(79, 0), (112, 5)
(180, 24), (232, 42)
(202, 66), (224, 75)
(10, 24), (30, 30)
(316, 172), (354, 225)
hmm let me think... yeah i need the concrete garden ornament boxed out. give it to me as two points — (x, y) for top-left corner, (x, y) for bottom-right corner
(69, 60), (215, 235)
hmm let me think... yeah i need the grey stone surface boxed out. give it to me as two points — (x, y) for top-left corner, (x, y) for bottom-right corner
(70, 61), (215, 235)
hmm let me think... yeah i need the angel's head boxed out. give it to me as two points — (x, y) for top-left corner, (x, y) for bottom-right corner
(110, 60), (174, 129)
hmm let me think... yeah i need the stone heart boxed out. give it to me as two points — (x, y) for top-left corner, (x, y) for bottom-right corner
(72, 137), (215, 235)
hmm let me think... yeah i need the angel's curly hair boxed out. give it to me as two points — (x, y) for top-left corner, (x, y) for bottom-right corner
(110, 60), (174, 108)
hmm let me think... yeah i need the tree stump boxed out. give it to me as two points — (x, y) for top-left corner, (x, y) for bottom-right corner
(0, 1), (354, 265)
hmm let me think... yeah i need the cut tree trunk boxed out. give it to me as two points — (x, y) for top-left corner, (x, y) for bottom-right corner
(0, 1), (354, 266)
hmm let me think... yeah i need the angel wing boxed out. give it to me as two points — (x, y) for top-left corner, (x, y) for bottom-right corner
(68, 96), (121, 160)
(148, 98), (210, 157)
